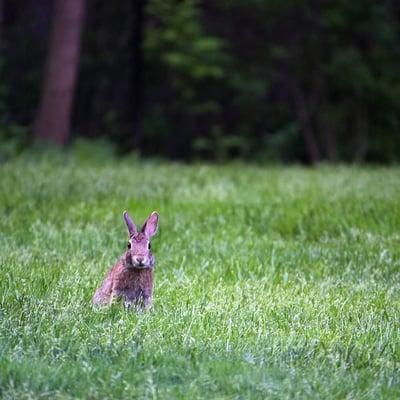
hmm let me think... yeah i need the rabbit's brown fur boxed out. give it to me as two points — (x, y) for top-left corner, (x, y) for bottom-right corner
(93, 211), (159, 309)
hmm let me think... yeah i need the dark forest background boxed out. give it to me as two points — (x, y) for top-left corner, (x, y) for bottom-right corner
(1, 0), (400, 164)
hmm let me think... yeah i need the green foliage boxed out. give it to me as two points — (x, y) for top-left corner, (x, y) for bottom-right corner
(143, 0), (229, 157)
(2, 1), (400, 162)
(0, 53), (29, 162)
(192, 128), (251, 162)
(141, 0), (400, 161)
(0, 154), (400, 398)
(0, 123), (29, 162)
(71, 138), (118, 163)
(146, 0), (226, 81)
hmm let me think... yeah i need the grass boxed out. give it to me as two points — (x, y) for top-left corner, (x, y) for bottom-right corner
(0, 151), (399, 399)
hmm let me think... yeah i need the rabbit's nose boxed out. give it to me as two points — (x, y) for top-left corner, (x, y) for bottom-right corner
(135, 256), (144, 264)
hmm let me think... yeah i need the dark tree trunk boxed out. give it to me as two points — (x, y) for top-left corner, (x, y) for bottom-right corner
(323, 125), (337, 162)
(291, 82), (321, 164)
(282, 50), (321, 164)
(33, 0), (85, 145)
(0, 1), (3, 39)
(129, 0), (145, 148)
(317, 87), (338, 162)
(354, 108), (368, 162)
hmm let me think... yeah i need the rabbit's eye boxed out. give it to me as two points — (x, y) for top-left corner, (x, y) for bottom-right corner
(148, 243), (151, 249)
(127, 242), (131, 249)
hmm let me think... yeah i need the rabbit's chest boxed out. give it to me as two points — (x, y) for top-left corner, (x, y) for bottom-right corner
(112, 268), (153, 300)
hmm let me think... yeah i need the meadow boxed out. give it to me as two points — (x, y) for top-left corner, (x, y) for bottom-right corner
(0, 151), (399, 399)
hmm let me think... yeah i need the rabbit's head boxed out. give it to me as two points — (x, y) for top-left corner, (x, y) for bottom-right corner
(123, 211), (159, 269)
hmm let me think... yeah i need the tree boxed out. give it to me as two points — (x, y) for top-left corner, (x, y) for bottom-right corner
(129, 0), (145, 148)
(33, 0), (85, 145)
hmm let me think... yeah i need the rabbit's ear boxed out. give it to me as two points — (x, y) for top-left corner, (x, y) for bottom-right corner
(141, 211), (159, 238)
(123, 211), (137, 237)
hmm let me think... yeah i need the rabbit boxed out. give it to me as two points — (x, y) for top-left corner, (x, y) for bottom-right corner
(93, 210), (159, 309)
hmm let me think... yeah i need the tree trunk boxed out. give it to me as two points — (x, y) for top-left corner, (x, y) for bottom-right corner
(0, 1), (3, 39)
(291, 82), (321, 164)
(323, 124), (337, 162)
(129, 0), (145, 148)
(33, 0), (85, 145)
(354, 107), (368, 163)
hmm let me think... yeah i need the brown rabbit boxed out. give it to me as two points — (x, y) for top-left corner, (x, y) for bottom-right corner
(93, 211), (159, 309)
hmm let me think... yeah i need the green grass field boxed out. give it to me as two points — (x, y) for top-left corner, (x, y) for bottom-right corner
(0, 152), (399, 399)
